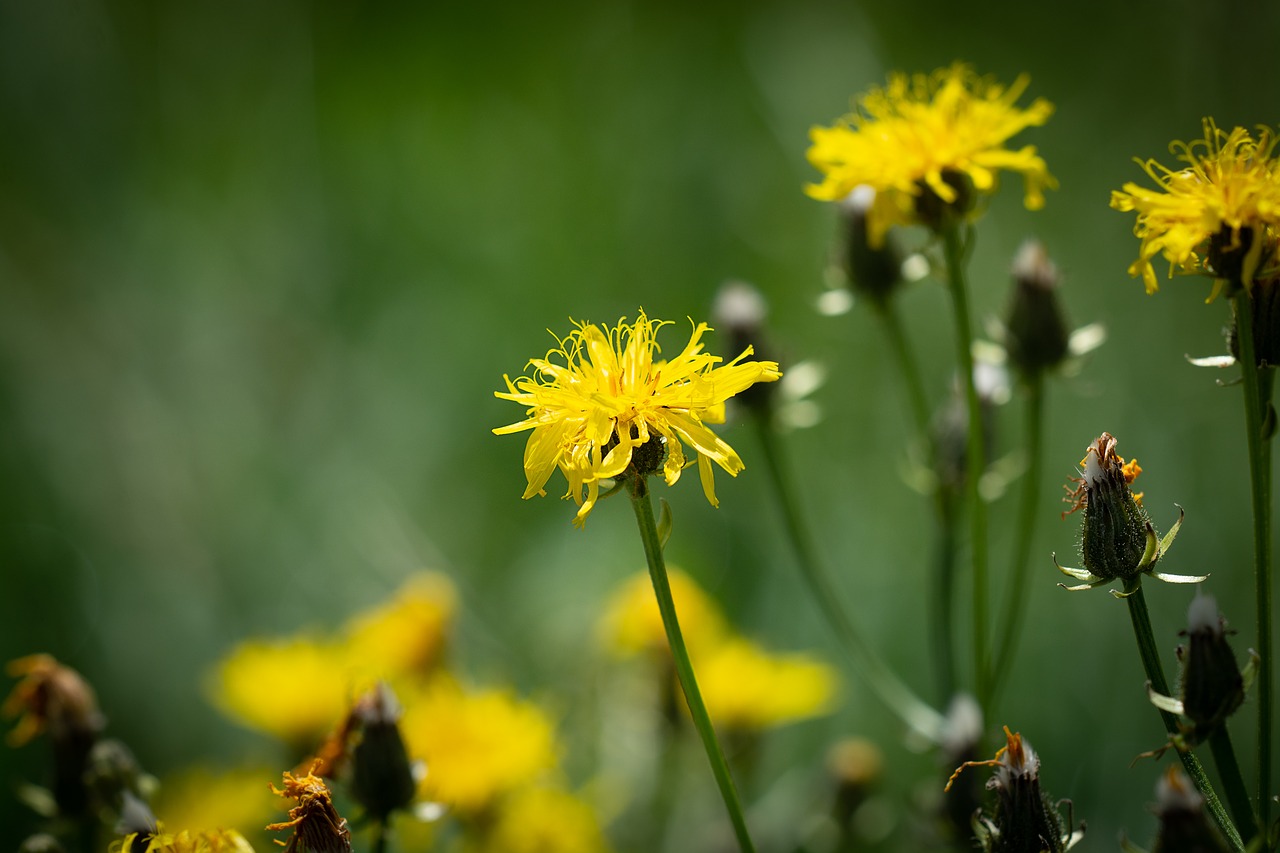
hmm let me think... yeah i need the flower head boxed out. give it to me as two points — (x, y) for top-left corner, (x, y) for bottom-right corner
(494, 310), (781, 526)
(115, 829), (255, 853)
(599, 567), (727, 658)
(267, 768), (352, 853)
(806, 63), (1055, 246)
(470, 785), (613, 853)
(4, 654), (103, 747)
(1111, 119), (1280, 294)
(695, 637), (837, 730)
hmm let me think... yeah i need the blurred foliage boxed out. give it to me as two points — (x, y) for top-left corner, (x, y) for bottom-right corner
(4, 0), (1280, 848)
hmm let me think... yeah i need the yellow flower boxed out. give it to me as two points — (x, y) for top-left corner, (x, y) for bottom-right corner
(493, 310), (781, 526)
(152, 766), (279, 848)
(1111, 119), (1280, 294)
(400, 678), (559, 812)
(598, 567), (727, 658)
(469, 785), (613, 853)
(806, 63), (1055, 246)
(115, 829), (255, 853)
(695, 637), (837, 730)
(344, 572), (456, 675)
(212, 637), (367, 747)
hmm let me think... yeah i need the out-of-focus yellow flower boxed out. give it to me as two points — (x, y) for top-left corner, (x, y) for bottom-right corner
(806, 63), (1054, 246)
(400, 678), (558, 813)
(115, 829), (255, 853)
(468, 785), (613, 853)
(494, 310), (781, 526)
(1111, 119), (1280, 294)
(212, 638), (366, 747)
(599, 568), (727, 658)
(344, 572), (456, 675)
(695, 637), (837, 730)
(151, 766), (278, 847)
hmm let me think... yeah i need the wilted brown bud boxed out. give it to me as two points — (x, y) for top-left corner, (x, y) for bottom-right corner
(268, 766), (353, 853)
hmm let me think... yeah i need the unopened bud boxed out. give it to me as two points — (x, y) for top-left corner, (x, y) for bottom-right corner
(1067, 434), (1150, 583)
(712, 281), (775, 411)
(349, 683), (418, 822)
(1227, 275), (1280, 367)
(1005, 240), (1070, 378)
(1150, 766), (1228, 853)
(268, 767), (353, 853)
(836, 186), (903, 305)
(1177, 595), (1251, 730)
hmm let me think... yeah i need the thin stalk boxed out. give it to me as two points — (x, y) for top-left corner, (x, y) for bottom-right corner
(752, 416), (947, 743)
(1209, 726), (1260, 843)
(931, 502), (960, 702)
(989, 373), (1045, 703)
(1233, 291), (1274, 839)
(371, 818), (388, 853)
(628, 479), (757, 853)
(1126, 582), (1245, 852)
(874, 300), (931, 438)
(941, 223), (991, 709)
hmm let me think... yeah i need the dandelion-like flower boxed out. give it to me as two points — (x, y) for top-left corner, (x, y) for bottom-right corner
(115, 829), (255, 853)
(1111, 119), (1280, 295)
(806, 63), (1055, 246)
(493, 310), (781, 526)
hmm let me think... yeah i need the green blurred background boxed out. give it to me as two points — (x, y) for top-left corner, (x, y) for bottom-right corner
(4, 0), (1280, 848)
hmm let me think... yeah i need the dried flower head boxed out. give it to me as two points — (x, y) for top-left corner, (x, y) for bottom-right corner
(4, 654), (104, 747)
(806, 63), (1055, 245)
(494, 310), (781, 526)
(267, 768), (351, 853)
(1111, 119), (1280, 295)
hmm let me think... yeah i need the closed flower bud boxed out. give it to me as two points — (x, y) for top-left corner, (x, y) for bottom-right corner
(712, 281), (776, 412)
(349, 683), (418, 822)
(1178, 595), (1249, 728)
(1227, 275), (1280, 367)
(1150, 766), (1228, 853)
(835, 186), (903, 305)
(1004, 240), (1070, 378)
(946, 726), (1084, 853)
(268, 767), (353, 853)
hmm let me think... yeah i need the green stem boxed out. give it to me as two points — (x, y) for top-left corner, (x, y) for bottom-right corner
(874, 301), (932, 438)
(941, 223), (990, 710)
(752, 416), (947, 743)
(627, 479), (757, 853)
(931, 501), (960, 702)
(1126, 582), (1245, 852)
(1209, 726), (1260, 843)
(1234, 291), (1274, 841)
(371, 818), (388, 853)
(989, 373), (1045, 704)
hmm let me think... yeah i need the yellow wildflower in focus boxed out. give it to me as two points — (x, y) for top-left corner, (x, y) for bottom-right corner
(695, 637), (837, 730)
(344, 572), (456, 675)
(400, 678), (559, 812)
(212, 638), (365, 747)
(493, 310), (782, 526)
(1111, 119), (1280, 294)
(469, 785), (613, 853)
(599, 567), (727, 657)
(115, 829), (255, 853)
(806, 63), (1055, 246)
(152, 766), (278, 847)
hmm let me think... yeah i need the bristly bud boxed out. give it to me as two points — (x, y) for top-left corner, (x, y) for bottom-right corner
(1227, 275), (1280, 367)
(349, 683), (418, 822)
(1149, 766), (1229, 853)
(712, 280), (776, 411)
(268, 766), (353, 853)
(836, 185), (903, 305)
(1004, 240), (1070, 379)
(4, 654), (106, 817)
(1178, 594), (1250, 729)
(946, 726), (1084, 853)
(1056, 433), (1205, 595)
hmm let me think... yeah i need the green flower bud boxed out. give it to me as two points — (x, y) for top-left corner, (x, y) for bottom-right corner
(836, 186), (903, 305)
(1150, 766), (1228, 853)
(1075, 433), (1149, 582)
(1004, 240), (1070, 379)
(1176, 595), (1252, 730)
(349, 683), (418, 822)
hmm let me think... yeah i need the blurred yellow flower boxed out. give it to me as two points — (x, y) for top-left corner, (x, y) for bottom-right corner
(806, 63), (1055, 246)
(494, 310), (781, 526)
(115, 829), (255, 853)
(1111, 119), (1280, 294)
(152, 766), (279, 846)
(599, 567), (727, 657)
(695, 637), (837, 730)
(212, 637), (365, 747)
(469, 785), (613, 853)
(400, 678), (559, 813)
(344, 572), (456, 675)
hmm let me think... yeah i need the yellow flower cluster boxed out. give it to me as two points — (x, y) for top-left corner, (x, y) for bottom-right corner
(1111, 119), (1280, 294)
(114, 829), (255, 853)
(806, 63), (1055, 246)
(494, 310), (781, 526)
(600, 568), (837, 730)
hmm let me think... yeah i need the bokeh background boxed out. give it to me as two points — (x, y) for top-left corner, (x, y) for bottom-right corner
(4, 0), (1280, 848)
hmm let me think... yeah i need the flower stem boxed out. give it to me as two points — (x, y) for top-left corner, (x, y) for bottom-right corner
(873, 301), (932, 438)
(751, 415), (947, 743)
(371, 818), (388, 853)
(627, 479), (757, 853)
(989, 373), (1045, 704)
(1125, 582), (1245, 852)
(941, 223), (991, 710)
(1233, 291), (1274, 840)
(1209, 726), (1260, 844)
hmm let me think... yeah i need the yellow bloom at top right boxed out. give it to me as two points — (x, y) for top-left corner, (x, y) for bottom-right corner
(1110, 119), (1280, 294)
